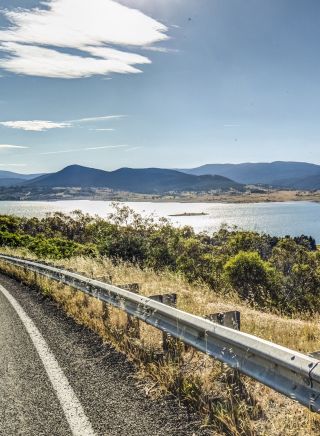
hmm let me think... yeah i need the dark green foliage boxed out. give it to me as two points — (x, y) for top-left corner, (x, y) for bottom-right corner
(0, 213), (98, 259)
(223, 251), (280, 306)
(0, 205), (319, 314)
(293, 235), (317, 251)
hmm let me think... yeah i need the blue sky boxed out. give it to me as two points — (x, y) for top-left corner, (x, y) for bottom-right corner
(0, 0), (320, 173)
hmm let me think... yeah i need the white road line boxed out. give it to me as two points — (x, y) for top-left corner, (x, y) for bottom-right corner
(0, 284), (96, 436)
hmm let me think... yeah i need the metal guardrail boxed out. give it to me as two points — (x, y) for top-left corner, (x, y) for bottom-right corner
(0, 254), (320, 412)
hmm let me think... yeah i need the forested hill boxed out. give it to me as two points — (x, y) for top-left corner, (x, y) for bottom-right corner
(26, 164), (244, 193)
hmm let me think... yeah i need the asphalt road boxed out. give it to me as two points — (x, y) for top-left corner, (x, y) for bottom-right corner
(0, 272), (206, 436)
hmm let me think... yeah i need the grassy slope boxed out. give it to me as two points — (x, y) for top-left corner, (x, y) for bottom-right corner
(1, 247), (319, 435)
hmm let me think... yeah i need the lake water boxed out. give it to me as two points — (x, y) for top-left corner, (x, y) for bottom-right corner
(0, 200), (320, 241)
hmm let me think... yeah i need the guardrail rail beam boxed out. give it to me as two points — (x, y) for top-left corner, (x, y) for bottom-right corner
(0, 254), (320, 412)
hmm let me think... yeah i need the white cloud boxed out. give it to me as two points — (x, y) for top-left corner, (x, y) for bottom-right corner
(71, 115), (125, 123)
(0, 0), (169, 78)
(142, 46), (179, 53)
(40, 144), (128, 155)
(85, 145), (127, 150)
(0, 114), (124, 131)
(90, 128), (115, 131)
(0, 144), (28, 149)
(85, 46), (150, 66)
(0, 120), (70, 131)
(0, 42), (144, 78)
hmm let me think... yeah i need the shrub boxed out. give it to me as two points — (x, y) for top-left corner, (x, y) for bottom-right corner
(223, 251), (280, 307)
(0, 230), (97, 260)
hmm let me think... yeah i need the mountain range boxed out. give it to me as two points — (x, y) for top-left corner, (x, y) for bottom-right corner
(1, 161), (320, 192)
(0, 170), (43, 187)
(25, 165), (243, 194)
(181, 161), (320, 189)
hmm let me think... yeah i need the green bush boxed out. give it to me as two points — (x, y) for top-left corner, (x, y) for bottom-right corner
(0, 230), (97, 260)
(223, 251), (280, 307)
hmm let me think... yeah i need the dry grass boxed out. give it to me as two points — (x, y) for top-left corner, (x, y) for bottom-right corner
(1, 246), (320, 435)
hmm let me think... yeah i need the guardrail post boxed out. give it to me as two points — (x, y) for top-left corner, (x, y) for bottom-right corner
(118, 283), (140, 293)
(309, 351), (320, 359)
(32, 270), (37, 285)
(205, 311), (240, 331)
(100, 276), (113, 328)
(206, 311), (241, 374)
(120, 283), (140, 339)
(101, 300), (110, 329)
(150, 293), (178, 358)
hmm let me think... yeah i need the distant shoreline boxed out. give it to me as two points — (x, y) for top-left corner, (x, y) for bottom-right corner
(0, 188), (320, 204)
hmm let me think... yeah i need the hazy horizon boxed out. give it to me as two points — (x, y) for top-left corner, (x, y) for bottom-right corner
(2, 160), (320, 176)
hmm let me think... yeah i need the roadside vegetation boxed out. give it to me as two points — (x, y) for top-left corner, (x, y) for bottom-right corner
(0, 205), (320, 435)
(0, 204), (318, 316)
